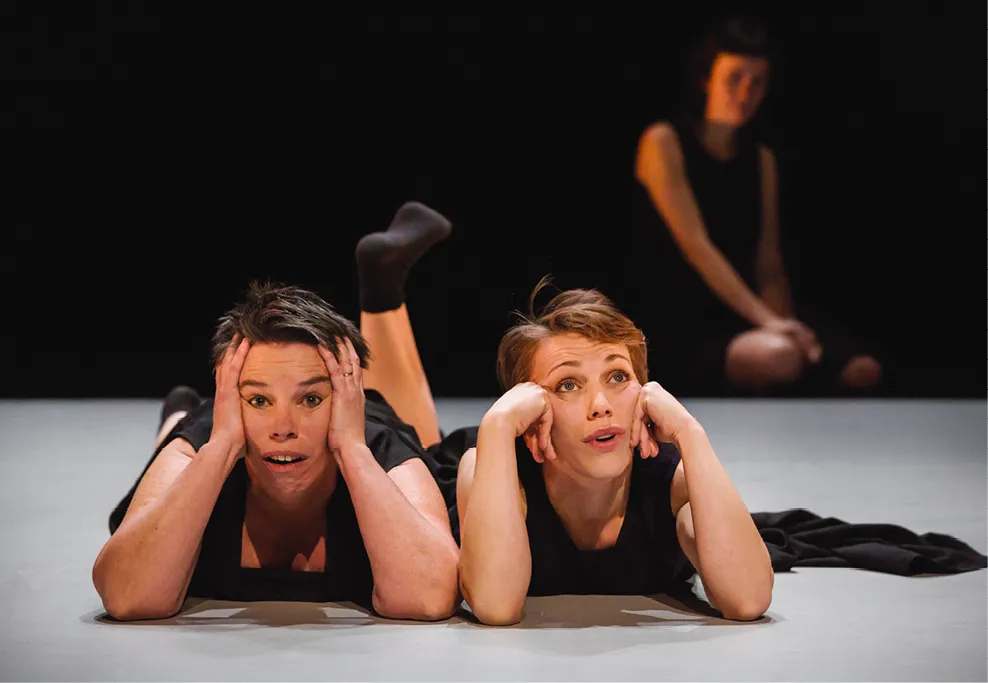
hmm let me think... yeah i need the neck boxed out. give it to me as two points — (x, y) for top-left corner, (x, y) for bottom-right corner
(696, 120), (739, 161)
(542, 456), (632, 548)
(246, 463), (338, 526)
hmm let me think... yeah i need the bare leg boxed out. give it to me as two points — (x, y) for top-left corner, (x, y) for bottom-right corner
(724, 329), (805, 391)
(355, 201), (451, 448)
(154, 385), (201, 448)
(361, 305), (441, 448)
(838, 355), (883, 390)
(155, 411), (188, 448)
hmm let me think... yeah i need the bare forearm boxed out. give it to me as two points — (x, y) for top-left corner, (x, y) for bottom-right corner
(93, 441), (237, 619)
(675, 422), (773, 616)
(759, 271), (794, 318)
(459, 419), (531, 624)
(337, 444), (458, 620)
(681, 237), (779, 327)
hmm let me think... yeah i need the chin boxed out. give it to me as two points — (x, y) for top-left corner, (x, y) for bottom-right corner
(573, 447), (633, 481)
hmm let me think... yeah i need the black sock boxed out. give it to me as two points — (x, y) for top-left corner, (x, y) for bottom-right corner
(356, 201), (452, 313)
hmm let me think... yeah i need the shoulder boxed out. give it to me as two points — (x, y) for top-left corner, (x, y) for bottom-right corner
(639, 121), (685, 157)
(636, 121), (689, 182)
(362, 392), (433, 474)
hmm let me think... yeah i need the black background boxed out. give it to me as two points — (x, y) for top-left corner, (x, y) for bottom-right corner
(3, 4), (983, 399)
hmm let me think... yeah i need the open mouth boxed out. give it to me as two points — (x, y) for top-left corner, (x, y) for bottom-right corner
(264, 455), (306, 465)
(595, 434), (617, 443)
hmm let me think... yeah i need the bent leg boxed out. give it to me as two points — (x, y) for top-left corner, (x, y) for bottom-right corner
(839, 355), (883, 391)
(724, 330), (805, 392)
(355, 201), (451, 448)
(361, 305), (442, 448)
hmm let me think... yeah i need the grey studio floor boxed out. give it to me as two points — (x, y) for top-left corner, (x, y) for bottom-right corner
(0, 397), (985, 682)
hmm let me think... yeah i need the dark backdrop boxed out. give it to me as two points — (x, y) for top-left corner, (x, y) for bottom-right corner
(3, 4), (984, 399)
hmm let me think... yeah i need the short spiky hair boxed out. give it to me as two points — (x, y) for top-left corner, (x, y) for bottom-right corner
(495, 276), (648, 391)
(210, 280), (369, 371)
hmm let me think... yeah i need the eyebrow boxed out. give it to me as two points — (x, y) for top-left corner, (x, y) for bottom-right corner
(238, 375), (332, 390)
(546, 354), (631, 376)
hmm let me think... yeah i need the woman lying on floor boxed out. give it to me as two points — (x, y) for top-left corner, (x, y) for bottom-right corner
(450, 280), (774, 624)
(93, 202), (460, 622)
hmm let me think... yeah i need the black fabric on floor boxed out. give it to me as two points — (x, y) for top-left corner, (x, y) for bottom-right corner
(753, 508), (988, 576)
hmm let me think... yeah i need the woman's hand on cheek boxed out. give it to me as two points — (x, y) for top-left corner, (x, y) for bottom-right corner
(629, 381), (660, 458)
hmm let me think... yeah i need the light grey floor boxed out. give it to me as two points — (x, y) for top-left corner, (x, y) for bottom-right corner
(1, 398), (985, 681)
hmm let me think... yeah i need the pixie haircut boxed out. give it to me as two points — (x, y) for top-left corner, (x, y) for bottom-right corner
(210, 280), (370, 371)
(496, 277), (648, 392)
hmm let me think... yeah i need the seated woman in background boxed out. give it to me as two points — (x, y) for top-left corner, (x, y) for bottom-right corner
(633, 15), (883, 395)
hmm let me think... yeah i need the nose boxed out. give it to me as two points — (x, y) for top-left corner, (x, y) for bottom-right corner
(269, 406), (298, 442)
(587, 390), (613, 420)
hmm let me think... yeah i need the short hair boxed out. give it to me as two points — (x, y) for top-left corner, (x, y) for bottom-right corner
(680, 15), (775, 128)
(495, 276), (648, 392)
(210, 280), (369, 371)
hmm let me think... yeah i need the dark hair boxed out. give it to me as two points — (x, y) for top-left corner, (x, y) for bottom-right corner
(680, 15), (775, 132)
(210, 280), (369, 371)
(496, 276), (648, 392)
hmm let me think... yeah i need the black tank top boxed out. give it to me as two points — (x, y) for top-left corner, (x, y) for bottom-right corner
(515, 437), (695, 596)
(108, 390), (434, 605)
(631, 120), (764, 324)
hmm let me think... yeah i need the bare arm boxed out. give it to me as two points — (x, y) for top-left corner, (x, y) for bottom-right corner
(457, 416), (532, 625)
(337, 445), (460, 621)
(92, 335), (250, 621)
(669, 422), (773, 621)
(635, 123), (780, 327)
(756, 145), (795, 318)
(91, 437), (240, 621)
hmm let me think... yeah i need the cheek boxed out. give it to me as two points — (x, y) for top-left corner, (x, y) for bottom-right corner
(300, 409), (331, 442)
(242, 411), (265, 442)
(548, 399), (582, 442)
(613, 389), (640, 423)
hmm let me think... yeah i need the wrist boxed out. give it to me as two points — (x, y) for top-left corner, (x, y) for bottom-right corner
(671, 418), (706, 452)
(477, 414), (519, 454)
(199, 438), (242, 472)
(752, 305), (781, 327)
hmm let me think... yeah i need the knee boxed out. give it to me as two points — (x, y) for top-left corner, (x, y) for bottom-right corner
(840, 355), (882, 389)
(725, 333), (805, 389)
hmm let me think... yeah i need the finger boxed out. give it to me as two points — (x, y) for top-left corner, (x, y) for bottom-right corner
(630, 391), (645, 449)
(320, 343), (345, 388)
(346, 338), (362, 387)
(537, 418), (552, 461)
(224, 336), (250, 390)
(543, 432), (557, 462)
(232, 335), (251, 369)
(541, 405), (556, 462)
(638, 421), (650, 457)
(344, 337), (362, 384)
(525, 429), (543, 464)
(219, 333), (242, 378)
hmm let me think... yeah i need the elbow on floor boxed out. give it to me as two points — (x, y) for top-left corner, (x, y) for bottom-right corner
(719, 590), (773, 622)
(373, 584), (459, 622)
(469, 600), (525, 627)
(100, 594), (181, 622)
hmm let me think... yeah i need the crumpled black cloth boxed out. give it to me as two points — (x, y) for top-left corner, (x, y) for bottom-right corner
(753, 508), (988, 576)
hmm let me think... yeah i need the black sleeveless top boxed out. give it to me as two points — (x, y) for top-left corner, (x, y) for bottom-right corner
(631, 119), (764, 325)
(515, 437), (695, 596)
(108, 390), (434, 605)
